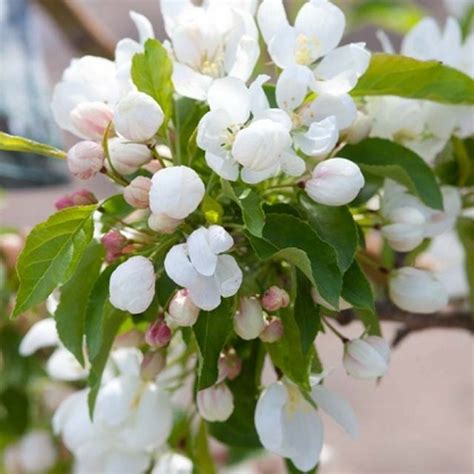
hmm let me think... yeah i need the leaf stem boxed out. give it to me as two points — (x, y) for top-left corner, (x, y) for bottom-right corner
(322, 316), (349, 343)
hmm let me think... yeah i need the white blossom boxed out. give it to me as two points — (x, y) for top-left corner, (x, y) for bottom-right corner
(109, 256), (156, 314)
(381, 207), (426, 252)
(233, 297), (266, 340)
(168, 289), (200, 327)
(70, 102), (114, 141)
(255, 374), (358, 471)
(67, 141), (104, 180)
(305, 158), (365, 206)
(389, 267), (449, 314)
(164, 226), (242, 311)
(108, 138), (152, 175)
(197, 383), (234, 421)
(148, 213), (183, 234)
(152, 453), (193, 474)
(343, 336), (390, 380)
(123, 176), (152, 209)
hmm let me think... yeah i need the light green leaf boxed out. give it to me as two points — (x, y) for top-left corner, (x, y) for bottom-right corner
(193, 298), (235, 389)
(131, 39), (173, 128)
(55, 243), (104, 365)
(12, 206), (96, 317)
(0, 132), (66, 160)
(239, 189), (265, 237)
(339, 138), (443, 210)
(352, 54), (474, 104)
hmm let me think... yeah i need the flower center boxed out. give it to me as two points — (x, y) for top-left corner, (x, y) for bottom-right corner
(295, 34), (319, 66)
(200, 46), (226, 78)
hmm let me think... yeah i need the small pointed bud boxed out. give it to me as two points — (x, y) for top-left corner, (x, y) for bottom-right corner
(218, 351), (242, 382)
(233, 297), (265, 340)
(145, 317), (172, 348)
(70, 101), (114, 140)
(55, 189), (98, 210)
(0, 233), (23, 269)
(343, 336), (390, 379)
(259, 317), (284, 343)
(123, 176), (152, 209)
(101, 231), (127, 263)
(381, 207), (426, 252)
(261, 286), (289, 312)
(148, 212), (182, 234)
(197, 384), (234, 422)
(168, 289), (200, 327)
(67, 141), (104, 179)
(389, 267), (448, 314)
(114, 91), (164, 142)
(109, 256), (156, 314)
(305, 158), (365, 206)
(345, 111), (372, 145)
(108, 138), (152, 175)
(140, 350), (166, 380)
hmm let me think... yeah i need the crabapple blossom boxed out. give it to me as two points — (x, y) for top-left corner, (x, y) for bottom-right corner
(305, 158), (365, 206)
(160, 0), (259, 100)
(164, 226), (242, 310)
(149, 166), (205, 220)
(255, 374), (358, 471)
(114, 91), (164, 142)
(343, 336), (391, 379)
(55, 189), (98, 210)
(145, 318), (172, 348)
(123, 176), (152, 209)
(345, 111), (372, 144)
(70, 102), (114, 141)
(389, 267), (449, 314)
(233, 297), (266, 340)
(261, 286), (290, 312)
(148, 213), (183, 234)
(197, 384), (234, 422)
(259, 318), (284, 343)
(0, 233), (23, 269)
(109, 256), (155, 314)
(152, 453), (193, 474)
(67, 141), (104, 179)
(168, 289), (200, 327)
(381, 207), (427, 252)
(108, 138), (152, 175)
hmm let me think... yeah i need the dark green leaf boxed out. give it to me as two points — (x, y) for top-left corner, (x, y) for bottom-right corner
(193, 298), (235, 389)
(0, 132), (66, 160)
(12, 206), (96, 317)
(352, 54), (474, 104)
(0, 388), (29, 436)
(339, 138), (443, 210)
(156, 273), (177, 309)
(55, 243), (104, 365)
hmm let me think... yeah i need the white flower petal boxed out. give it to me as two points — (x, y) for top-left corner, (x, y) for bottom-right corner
(214, 255), (243, 297)
(249, 74), (271, 115)
(208, 225), (234, 254)
(257, 0), (289, 44)
(228, 35), (260, 82)
(187, 227), (218, 277)
(172, 63), (213, 101)
(103, 450), (150, 474)
(197, 110), (234, 156)
(303, 94), (357, 130)
(129, 11), (155, 44)
(46, 347), (88, 382)
(276, 65), (315, 112)
(19, 319), (59, 356)
(188, 274), (222, 311)
(241, 165), (279, 184)
(281, 150), (306, 176)
(207, 77), (251, 124)
(165, 244), (199, 289)
(205, 152), (240, 181)
(268, 26), (298, 69)
(294, 116), (338, 156)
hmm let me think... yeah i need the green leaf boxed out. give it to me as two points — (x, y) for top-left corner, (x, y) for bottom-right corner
(239, 189), (265, 237)
(193, 422), (217, 474)
(457, 217), (474, 313)
(131, 39), (173, 127)
(99, 194), (134, 231)
(193, 298), (235, 389)
(352, 54), (474, 104)
(86, 266), (128, 415)
(55, 243), (104, 365)
(12, 206), (96, 317)
(301, 196), (358, 272)
(294, 270), (322, 354)
(260, 214), (342, 308)
(339, 138), (443, 210)
(0, 132), (66, 159)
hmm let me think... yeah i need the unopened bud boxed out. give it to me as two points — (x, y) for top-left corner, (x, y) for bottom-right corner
(70, 101), (114, 140)
(55, 189), (98, 210)
(343, 336), (390, 379)
(259, 317), (284, 343)
(345, 111), (372, 145)
(101, 231), (127, 263)
(381, 207), (426, 252)
(305, 158), (365, 206)
(108, 138), (152, 175)
(142, 159), (163, 174)
(233, 297), (265, 340)
(140, 350), (166, 380)
(67, 141), (104, 180)
(389, 267), (448, 314)
(261, 286), (289, 312)
(145, 317), (172, 348)
(218, 351), (242, 382)
(123, 176), (152, 209)
(168, 289), (200, 327)
(0, 233), (23, 269)
(114, 91), (164, 142)
(197, 384), (234, 422)
(148, 212), (182, 234)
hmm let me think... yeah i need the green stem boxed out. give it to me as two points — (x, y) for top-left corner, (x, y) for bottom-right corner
(323, 316), (349, 343)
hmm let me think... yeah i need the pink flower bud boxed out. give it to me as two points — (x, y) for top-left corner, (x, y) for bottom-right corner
(55, 189), (98, 210)
(259, 318), (284, 343)
(233, 297), (265, 340)
(168, 289), (200, 327)
(142, 160), (163, 174)
(140, 350), (166, 380)
(67, 141), (104, 179)
(101, 231), (127, 263)
(70, 101), (114, 140)
(261, 286), (290, 312)
(218, 351), (242, 382)
(0, 233), (23, 269)
(123, 176), (152, 209)
(197, 384), (234, 422)
(145, 318), (172, 348)
(148, 213), (182, 234)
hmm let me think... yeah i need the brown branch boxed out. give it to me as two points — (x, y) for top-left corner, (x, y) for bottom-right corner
(335, 301), (473, 347)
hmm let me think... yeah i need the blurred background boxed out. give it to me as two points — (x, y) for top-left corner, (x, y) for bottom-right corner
(0, 1), (472, 473)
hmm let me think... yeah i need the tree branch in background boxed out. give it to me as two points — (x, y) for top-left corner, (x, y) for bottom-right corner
(335, 301), (474, 347)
